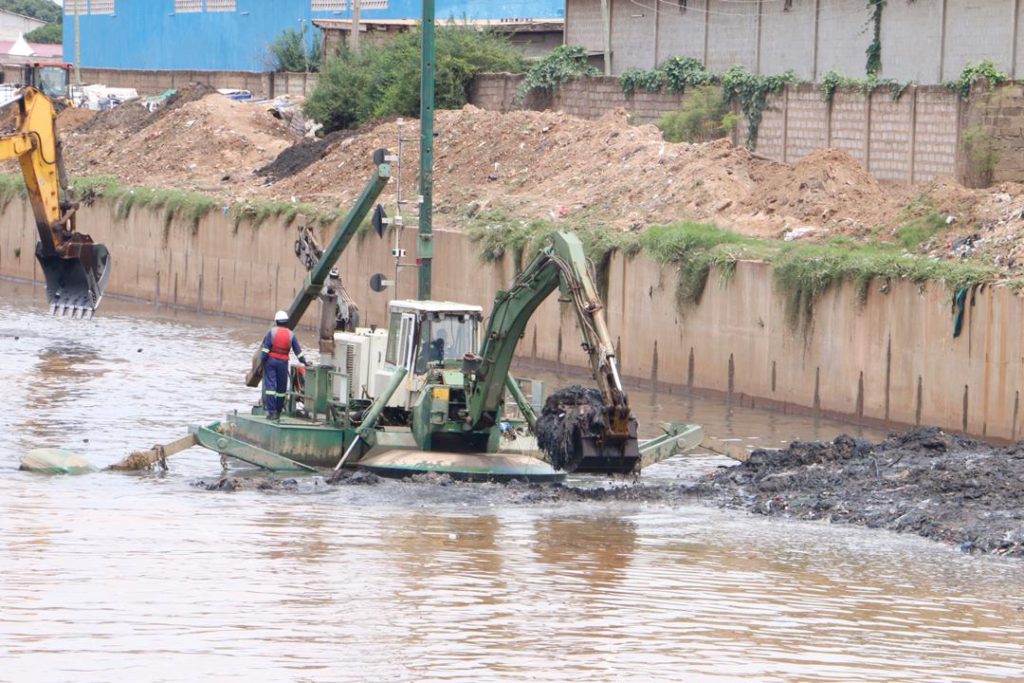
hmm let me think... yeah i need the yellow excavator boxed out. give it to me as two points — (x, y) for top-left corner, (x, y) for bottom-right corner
(0, 87), (110, 316)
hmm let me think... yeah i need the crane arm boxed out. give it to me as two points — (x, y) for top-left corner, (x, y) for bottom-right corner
(280, 156), (390, 329)
(465, 231), (629, 429)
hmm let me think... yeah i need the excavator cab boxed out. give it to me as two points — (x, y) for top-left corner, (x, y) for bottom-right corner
(22, 63), (72, 105)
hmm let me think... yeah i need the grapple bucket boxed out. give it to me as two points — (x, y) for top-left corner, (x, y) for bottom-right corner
(36, 241), (111, 317)
(535, 385), (641, 475)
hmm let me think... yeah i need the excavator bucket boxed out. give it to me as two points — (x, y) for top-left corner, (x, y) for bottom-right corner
(570, 417), (641, 475)
(36, 241), (111, 317)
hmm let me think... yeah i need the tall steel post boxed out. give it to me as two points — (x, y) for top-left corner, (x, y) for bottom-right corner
(417, 0), (435, 300)
(74, 1), (82, 86)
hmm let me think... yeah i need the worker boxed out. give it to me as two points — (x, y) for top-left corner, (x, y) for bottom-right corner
(260, 310), (308, 421)
(430, 328), (448, 362)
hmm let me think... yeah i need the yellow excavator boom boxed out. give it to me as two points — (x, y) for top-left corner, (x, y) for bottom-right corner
(0, 87), (110, 316)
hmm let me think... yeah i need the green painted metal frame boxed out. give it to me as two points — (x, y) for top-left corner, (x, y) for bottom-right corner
(190, 422), (319, 473)
(638, 423), (705, 469)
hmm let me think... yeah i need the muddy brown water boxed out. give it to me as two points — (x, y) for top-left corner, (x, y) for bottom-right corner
(1, 280), (1022, 682)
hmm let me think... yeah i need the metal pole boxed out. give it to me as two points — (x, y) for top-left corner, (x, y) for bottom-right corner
(352, 0), (361, 52)
(74, 0), (81, 86)
(600, 0), (610, 76)
(417, 0), (435, 301)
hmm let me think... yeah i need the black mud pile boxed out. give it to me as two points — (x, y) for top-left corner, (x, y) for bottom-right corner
(694, 427), (1024, 557)
(535, 385), (608, 472)
(257, 130), (347, 182)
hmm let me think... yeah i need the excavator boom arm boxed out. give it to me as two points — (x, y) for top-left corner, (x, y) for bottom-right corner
(466, 231), (628, 427)
(0, 88), (110, 314)
(0, 90), (66, 252)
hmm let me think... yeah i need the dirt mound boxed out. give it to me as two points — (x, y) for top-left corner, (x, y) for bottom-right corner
(76, 82), (218, 137)
(65, 92), (293, 188)
(693, 427), (1024, 558)
(264, 106), (904, 238)
(56, 107), (96, 132)
(741, 148), (893, 236)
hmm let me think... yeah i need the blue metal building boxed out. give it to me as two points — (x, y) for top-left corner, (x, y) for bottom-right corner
(63, 0), (565, 72)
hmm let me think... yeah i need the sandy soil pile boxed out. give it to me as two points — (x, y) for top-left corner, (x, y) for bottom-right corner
(64, 87), (293, 189)
(56, 107), (96, 132)
(262, 106), (906, 238)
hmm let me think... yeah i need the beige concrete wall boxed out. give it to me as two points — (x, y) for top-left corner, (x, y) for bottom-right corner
(604, 254), (1024, 442)
(3, 195), (1022, 441)
(566, 0), (1024, 82)
(962, 82), (1024, 185)
(0, 65), (317, 99)
(470, 72), (694, 125)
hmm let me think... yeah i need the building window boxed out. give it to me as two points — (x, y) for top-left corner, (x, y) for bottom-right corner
(174, 0), (202, 12)
(90, 0), (115, 14)
(310, 1), (389, 8)
(206, 0), (238, 11)
(65, 0), (87, 15)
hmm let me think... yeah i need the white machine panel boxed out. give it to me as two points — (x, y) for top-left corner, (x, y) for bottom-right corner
(335, 328), (390, 401)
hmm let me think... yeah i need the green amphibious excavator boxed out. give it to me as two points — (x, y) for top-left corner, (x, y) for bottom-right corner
(181, 151), (701, 481)
(0, 87), (111, 316)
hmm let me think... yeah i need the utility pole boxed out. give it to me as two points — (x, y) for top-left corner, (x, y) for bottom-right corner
(351, 0), (361, 52)
(74, 0), (82, 85)
(417, 0), (435, 300)
(600, 0), (610, 76)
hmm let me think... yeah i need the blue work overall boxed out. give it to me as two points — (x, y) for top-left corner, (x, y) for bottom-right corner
(261, 325), (306, 417)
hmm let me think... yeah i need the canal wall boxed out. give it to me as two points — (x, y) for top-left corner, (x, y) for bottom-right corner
(1, 196), (1020, 440)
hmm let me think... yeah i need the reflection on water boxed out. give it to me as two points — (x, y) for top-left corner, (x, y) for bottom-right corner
(0, 279), (1022, 683)
(21, 343), (105, 438)
(532, 517), (636, 589)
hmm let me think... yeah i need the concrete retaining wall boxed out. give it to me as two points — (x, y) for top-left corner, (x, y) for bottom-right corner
(0, 65), (319, 99)
(1, 196), (1020, 440)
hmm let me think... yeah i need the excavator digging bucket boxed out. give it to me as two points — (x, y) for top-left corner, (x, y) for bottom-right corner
(36, 242), (112, 317)
(571, 417), (641, 475)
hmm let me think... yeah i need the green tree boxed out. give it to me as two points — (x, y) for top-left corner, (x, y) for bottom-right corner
(24, 22), (61, 44)
(658, 85), (738, 143)
(306, 26), (527, 134)
(269, 26), (322, 73)
(0, 0), (62, 23)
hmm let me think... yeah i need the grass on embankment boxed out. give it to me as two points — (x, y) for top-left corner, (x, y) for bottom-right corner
(0, 173), (345, 235)
(466, 211), (1000, 326)
(0, 172), (1000, 325)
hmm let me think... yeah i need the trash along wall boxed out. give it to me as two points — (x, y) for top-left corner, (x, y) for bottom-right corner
(0, 196), (1018, 441)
